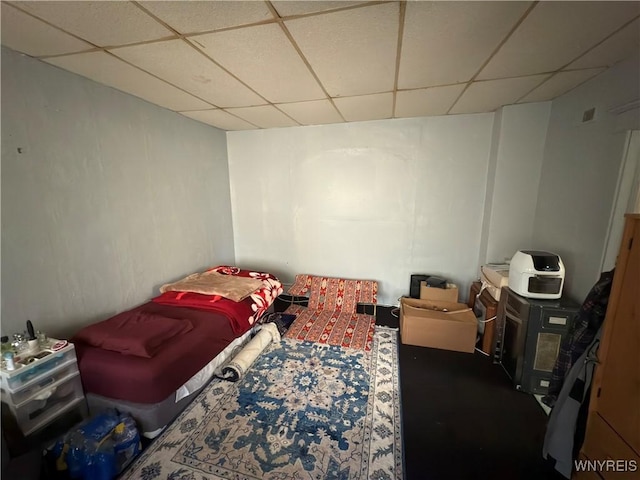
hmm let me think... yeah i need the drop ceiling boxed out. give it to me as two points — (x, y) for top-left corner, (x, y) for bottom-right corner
(2, 1), (639, 131)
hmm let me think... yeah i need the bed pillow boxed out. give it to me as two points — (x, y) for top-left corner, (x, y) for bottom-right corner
(74, 312), (193, 358)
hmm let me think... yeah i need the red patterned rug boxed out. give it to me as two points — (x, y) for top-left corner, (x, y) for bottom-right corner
(283, 304), (376, 351)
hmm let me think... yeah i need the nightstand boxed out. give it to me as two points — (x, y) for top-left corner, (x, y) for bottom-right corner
(1, 340), (87, 437)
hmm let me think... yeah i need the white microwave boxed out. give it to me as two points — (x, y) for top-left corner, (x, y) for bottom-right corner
(509, 250), (565, 299)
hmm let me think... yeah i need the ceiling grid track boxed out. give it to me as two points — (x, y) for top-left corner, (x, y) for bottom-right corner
(514, 12), (640, 104)
(266, 0), (347, 123)
(3, 0), (638, 130)
(446, 0), (540, 115)
(391, 1), (407, 119)
(130, 0), (280, 128)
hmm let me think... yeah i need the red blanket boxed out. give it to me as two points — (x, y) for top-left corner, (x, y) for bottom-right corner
(152, 266), (283, 335)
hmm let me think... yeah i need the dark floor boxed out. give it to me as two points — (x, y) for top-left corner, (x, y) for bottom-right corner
(375, 305), (564, 480)
(4, 302), (566, 480)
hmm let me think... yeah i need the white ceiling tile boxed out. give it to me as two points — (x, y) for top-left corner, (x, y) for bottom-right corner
(285, 3), (399, 97)
(399, 1), (531, 89)
(518, 68), (605, 104)
(139, 1), (274, 34)
(180, 109), (256, 131)
(5, 0), (640, 131)
(12, 1), (175, 47)
(44, 51), (212, 111)
(568, 18), (640, 70)
(450, 75), (550, 114)
(272, 1), (364, 17)
(333, 93), (393, 122)
(190, 24), (325, 103)
(277, 100), (343, 125)
(226, 105), (300, 129)
(1, 3), (93, 57)
(478, 1), (640, 80)
(395, 85), (467, 118)
(110, 39), (265, 108)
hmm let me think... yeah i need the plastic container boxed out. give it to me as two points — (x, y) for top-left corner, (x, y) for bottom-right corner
(50, 437), (69, 473)
(45, 411), (140, 480)
(8, 373), (85, 436)
(81, 437), (99, 479)
(93, 439), (116, 480)
(112, 416), (141, 473)
(67, 431), (86, 479)
(1, 343), (76, 391)
(1, 360), (79, 405)
(79, 411), (120, 443)
(3, 352), (15, 371)
(0, 336), (11, 354)
(83, 436), (119, 480)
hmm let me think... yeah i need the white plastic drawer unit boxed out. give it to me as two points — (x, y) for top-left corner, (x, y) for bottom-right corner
(1, 359), (80, 405)
(1, 342), (86, 436)
(1, 343), (77, 392)
(7, 372), (85, 436)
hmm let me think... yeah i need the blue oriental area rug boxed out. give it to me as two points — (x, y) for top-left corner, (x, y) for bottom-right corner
(122, 326), (403, 480)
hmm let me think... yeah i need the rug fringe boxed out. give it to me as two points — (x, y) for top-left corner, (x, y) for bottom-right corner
(375, 325), (399, 333)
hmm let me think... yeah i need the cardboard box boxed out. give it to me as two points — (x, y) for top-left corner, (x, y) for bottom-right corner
(480, 264), (509, 289)
(479, 264), (509, 301)
(419, 282), (459, 303)
(480, 271), (502, 301)
(400, 297), (477, 353)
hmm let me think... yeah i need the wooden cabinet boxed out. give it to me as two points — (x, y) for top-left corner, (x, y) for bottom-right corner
(468, 282), (498, 355)
(577, 214), (640, 479)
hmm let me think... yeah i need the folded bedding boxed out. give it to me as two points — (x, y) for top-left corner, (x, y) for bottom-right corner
(73, 312), (193, 358)
(160, 271), (263, 302)
(153, 266), (283, 334)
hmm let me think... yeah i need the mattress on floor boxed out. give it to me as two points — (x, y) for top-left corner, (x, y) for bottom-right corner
(72, 302), (238, 404)
(84, 324), (256, 437)
(86, 388), (200, 439)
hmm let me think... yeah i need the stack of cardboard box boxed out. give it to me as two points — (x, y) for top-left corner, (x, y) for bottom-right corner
(400, 281), (477, 353)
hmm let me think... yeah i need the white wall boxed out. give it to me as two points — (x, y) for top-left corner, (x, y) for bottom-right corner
(482, 102), (551, 264)
(533, 56), (640, 301)
(228, 102), (554, 306)
(4, 47), (633, 332)
(1, 47), (235, 338)
(601, 130), (640, 272)
(228, 115), (497, 305)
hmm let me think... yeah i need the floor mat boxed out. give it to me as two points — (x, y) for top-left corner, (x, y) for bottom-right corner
(283, 304), (376, 351)
(120, 326), (403, 480)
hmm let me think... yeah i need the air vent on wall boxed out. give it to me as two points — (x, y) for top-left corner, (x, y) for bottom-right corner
(582, 107), (596, 123)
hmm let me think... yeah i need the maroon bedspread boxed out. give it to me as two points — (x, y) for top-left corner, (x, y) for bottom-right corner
(72, 302), (237, 404)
